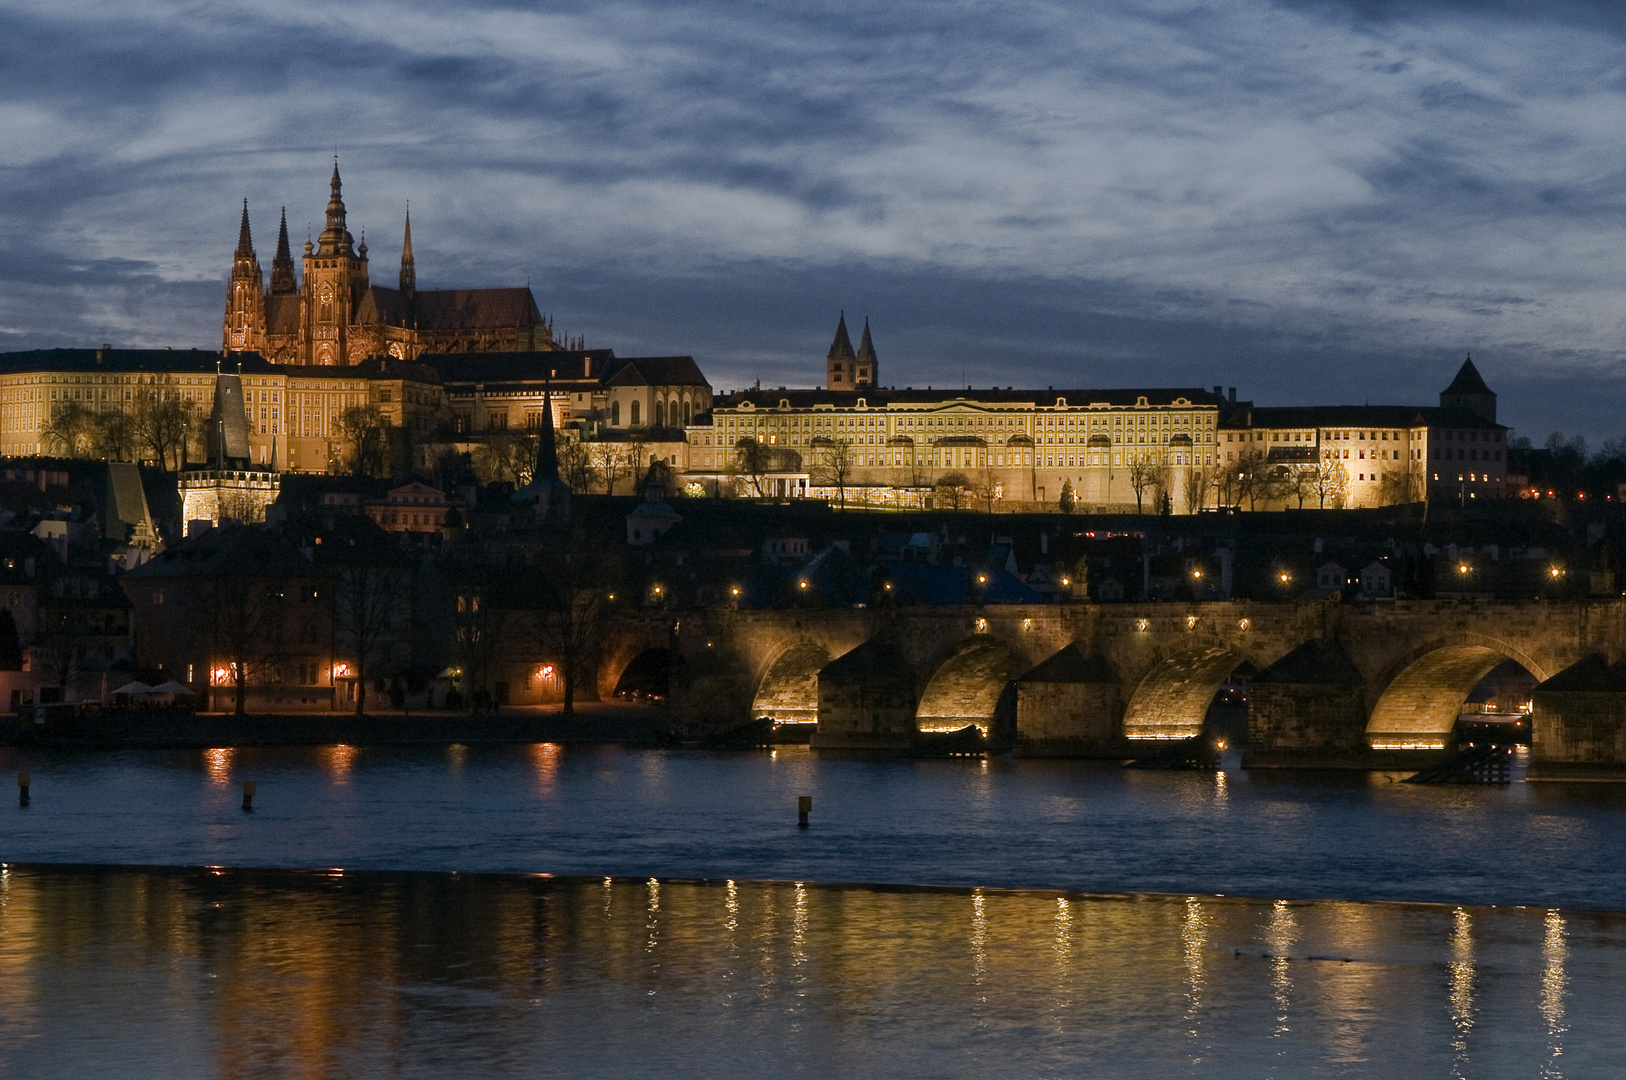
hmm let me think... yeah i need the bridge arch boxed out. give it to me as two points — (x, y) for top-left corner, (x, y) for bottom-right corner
(752, 640), (834, 724)
(612, 647), (674, 700)
(1123, 643), (1255, 740)
(1365, 637), (1551, 749)
(915, 637), (1025, 735)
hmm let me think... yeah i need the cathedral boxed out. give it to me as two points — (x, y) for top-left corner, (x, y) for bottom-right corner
(223, 162), (561, 364)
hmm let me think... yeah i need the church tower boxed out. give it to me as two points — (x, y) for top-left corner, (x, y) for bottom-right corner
(1440, 354), (1497, 423)
(826, 313), (857, 390)
(300, 160), (370, 365)
(854, 318), (878, 388)
(269, 207), (297, 295)
(222, 200), (266, 354)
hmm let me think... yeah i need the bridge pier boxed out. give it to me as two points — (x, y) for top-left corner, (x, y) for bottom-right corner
(1013, 645), (1126, 757)
(1243, 639), (1375, 768)
(1528, 654), (1626, 781)
(812, 639), (918, 751)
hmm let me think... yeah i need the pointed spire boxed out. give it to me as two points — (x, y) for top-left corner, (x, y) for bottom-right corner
(234, 199), (255, 258)
(856, 317), (876, 364)
(399, 207), (416, 297)
(270, 207), (297, 294)
(827, 311), (855, 360)
(318, 156), (355, 257)
(534, 376), (560, 485)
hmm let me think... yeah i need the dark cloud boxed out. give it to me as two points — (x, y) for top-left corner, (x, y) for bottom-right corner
(0, 0), (1623, 441)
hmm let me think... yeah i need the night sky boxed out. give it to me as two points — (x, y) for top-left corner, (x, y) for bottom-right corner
(3, 0), (1624, 440)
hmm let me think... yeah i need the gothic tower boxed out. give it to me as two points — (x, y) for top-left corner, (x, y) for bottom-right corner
(299, 159), (370, 365)
(1440, 354), (1497, 423)
(854, 317), (878, 388)
(826, 313), (856, 391)
(269, 207), (297, 295)
(222, 200), (266, 353)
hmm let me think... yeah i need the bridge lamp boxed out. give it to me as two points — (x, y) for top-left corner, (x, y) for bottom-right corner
(730, 586), (741, 597)
(1549, 566), (1564, 579)
(1060, 576), (1071, 587)
(1278, 571), (1291, 585)
(799, 580), (809, 590)
(1191, 568), (1203, 580)
(884, 582), (892, 591)
(1457, 563), (1470, 576)
(977, 573), (988, 584)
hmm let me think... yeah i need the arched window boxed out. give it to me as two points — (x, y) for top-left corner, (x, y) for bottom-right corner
(631, 400), (641, 426)
(611, 401), (621, 426)
(655, 400), (666, 427)
(683, 398), (692, 425)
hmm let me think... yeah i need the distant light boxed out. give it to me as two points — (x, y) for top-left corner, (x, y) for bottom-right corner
(1060, 577), (1070, 586)
(799, 580), (809, 590)
(1458, 564), (1470, 575)
(1191, 568), (1203, 579)
(1550, 566), (1563, 578)
(977, 574), (987, 584)
(883, 582), (892, 590)
(730, 586), (740, 596)
(1279, 572), (1291, 583)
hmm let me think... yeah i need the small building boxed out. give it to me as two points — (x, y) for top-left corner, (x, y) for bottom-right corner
(367, 482), (449, 534)
(1360, 561), (1393, 599)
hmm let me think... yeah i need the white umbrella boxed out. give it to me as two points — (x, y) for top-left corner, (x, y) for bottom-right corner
(110, 681), (153, 696)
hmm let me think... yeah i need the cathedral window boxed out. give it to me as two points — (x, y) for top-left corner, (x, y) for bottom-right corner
(612, 401), (621, 426)
(631, 401), (641, 426)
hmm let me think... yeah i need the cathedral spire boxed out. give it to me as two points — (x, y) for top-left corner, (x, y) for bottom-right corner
(234, 199), (254, 258)
(269, 206), (297, 294)
(399, 208), (416, 297)
(854, 317), (878, 387)
(318, 157), (356, 258)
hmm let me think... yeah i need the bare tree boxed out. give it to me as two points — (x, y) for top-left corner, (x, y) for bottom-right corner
(132, 376), (194, 469)
(532, 524), (622, 719)
(41, 401), (97, 458)
(217, 489), (267, 524)
(93, 408), (137, 461)
(556, 433), (599, 493)
(1128, 453), (1162, 514)
(1182, 466), (1211, 514)
(333, 560), (410, 716)
(731, 438), (773, 498)
(1234, 449), (1270, 511)
(812, 439), (855, 508)
(338, 404), (391, 477)
(472, 430), (537, 486)
(1146, 451), (1173, 514)
(205, 575), (288, 715)
(1059, 479), (1076, 513)
(1311, 449), (1349, 509)
(935, 471), (973, 510)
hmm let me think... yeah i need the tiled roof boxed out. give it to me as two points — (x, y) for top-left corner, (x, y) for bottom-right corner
(604, 355), (711, 388)
(717, 387), (1224, 410)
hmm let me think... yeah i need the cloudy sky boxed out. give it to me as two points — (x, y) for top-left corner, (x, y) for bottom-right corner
(3, 0), (1624, 440)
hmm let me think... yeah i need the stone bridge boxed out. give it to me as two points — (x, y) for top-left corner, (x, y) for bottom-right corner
(601, 600), (1626, 768)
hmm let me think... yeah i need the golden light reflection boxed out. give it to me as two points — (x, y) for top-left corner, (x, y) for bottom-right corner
(1266, 899), (1296, 1039)
(970, 890), (988, 997)
(1542, 909), (1568, 1078)
(203, 747), (234, 786)
(322, 743), (357, 781)
(1449, 907), (1475, 1073)
(1052, 897), (1073, 1023)
(725, 880), (739, 935)
(646, 878), (661, 957)
(446, 742), (467, 770)
(1214, 769), (1228, 804)
(792, 882), (809, 972)
(530, 742), (562, 795)
(1182, 897), (1209, 1050)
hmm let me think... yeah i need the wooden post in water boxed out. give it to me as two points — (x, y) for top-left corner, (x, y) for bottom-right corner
(797, 795), (811, 828)
(242, 781), (256, 812)
(18, 771), (29, 808)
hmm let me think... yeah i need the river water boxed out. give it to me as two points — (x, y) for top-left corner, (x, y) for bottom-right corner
(3, 744), (1626, 1076)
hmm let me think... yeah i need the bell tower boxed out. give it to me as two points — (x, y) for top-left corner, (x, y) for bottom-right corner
(300, 159), (369, 365)
(222, 199), (266, 354)
(826, 313), (856, 391)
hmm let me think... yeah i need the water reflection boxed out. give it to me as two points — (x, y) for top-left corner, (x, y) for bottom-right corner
(1266, 899), (1296, 1042)
(1182, 896), (1209, 1057)
(0, 868), (1623, 1078)
(1542, 908), (1568, 1079)
(322, 743), (358, 782)
(1449, 907), (1475, 1077)
(202, 747), (233, 785)
(529, 741), (561, 794)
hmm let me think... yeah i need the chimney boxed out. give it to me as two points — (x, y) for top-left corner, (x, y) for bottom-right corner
(1214, 385), (1222, 397)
